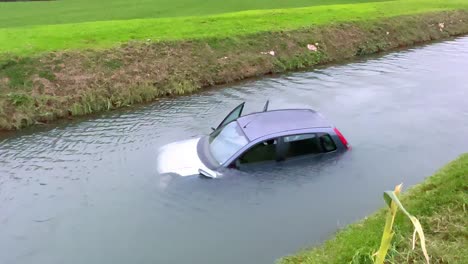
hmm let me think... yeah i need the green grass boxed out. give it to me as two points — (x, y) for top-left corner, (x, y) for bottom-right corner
(0, 0), (387, 28)
(279, 154), (468, 264)
(1, 0), (468, 56)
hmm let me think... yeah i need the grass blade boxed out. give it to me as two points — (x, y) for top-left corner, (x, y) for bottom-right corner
(382, 185), (430, 264)
(374, 184), (402, 264)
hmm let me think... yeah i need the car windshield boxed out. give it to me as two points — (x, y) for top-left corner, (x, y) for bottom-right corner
(209, 121), (249, 165)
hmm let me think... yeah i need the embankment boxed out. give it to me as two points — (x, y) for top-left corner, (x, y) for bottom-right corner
(1, 10), (468, 130)
(279, 154), (468, 263)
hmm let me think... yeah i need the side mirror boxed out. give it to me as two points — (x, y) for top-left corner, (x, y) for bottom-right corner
(235, 159), (241, 168)
(211, 127), (216, 131)
(229, 159), (241, 169)
(199, 168), (218, 179)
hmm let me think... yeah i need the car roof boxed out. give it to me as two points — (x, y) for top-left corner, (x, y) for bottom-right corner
(236, 109), (332, 141)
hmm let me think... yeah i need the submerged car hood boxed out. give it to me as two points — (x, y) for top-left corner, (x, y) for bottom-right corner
(156, 137), (211, 177)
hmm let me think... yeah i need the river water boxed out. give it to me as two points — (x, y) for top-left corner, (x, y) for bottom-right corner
(1, 37), (468, 264)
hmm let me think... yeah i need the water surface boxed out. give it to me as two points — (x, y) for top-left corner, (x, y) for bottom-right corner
(1, 37), (468, 264)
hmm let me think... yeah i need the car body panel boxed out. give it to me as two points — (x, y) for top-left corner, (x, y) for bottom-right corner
(221, 126), (345, 167)
(236, 109), (332, 141)
(156, 137), (212, 177)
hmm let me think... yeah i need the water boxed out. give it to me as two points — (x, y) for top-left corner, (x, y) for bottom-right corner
(1, 37), (468, 264)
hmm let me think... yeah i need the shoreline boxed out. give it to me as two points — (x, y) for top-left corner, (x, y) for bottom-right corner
(279, 154), (468, 263)
(1, 10), (468, 130)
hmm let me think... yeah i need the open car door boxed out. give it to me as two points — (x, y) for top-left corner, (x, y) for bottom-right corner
(214, 102), (245, 130)
(263, 100), (269, 112)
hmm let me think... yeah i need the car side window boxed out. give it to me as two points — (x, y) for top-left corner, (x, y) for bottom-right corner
(319, 134), (337, 152)
(239, 139), (277, 164)
(283, 133), (322, 158)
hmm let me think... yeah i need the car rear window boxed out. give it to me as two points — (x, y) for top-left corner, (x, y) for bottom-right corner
(283, 133), (336, 159)
(319, 134), (337, 152)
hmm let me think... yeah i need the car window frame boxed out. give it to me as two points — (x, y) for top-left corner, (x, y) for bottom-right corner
(279, 132), (339, 161)
(214, 102), (245, 131)
(279, 132), (324, 161)
(224, 128), (342, 168)
(230, 136), (281, 168)
(317, 132), (338, 153)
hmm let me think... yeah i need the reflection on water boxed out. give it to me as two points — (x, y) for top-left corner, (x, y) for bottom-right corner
(1, 37), (468, 264)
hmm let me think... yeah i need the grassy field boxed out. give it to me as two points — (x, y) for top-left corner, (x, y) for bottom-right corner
(1, 0), (468, 55)
(0, 0), (386, 28)
(279, 154), (468, 264)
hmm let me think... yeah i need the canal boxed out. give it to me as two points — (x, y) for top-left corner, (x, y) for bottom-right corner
(1, 37), (468, 264)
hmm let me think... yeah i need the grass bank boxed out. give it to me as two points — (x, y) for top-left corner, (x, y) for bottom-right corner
(1, 0), (468, 55)
(1, 10), (468, 130)
(279, 154), (468, 264)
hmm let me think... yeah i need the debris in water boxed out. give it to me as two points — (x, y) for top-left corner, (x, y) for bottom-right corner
(307, 44), (318, 51)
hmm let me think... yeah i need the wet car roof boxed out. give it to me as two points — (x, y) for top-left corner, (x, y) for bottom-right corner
(236, 109), (332, 141)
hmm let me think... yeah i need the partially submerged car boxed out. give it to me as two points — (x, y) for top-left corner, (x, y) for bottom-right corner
(156, 102), (349, 178)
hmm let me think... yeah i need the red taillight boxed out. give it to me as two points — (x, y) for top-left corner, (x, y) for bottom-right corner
(333, 127), (349, 149)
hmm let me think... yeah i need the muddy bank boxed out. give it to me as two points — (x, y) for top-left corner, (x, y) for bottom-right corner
(0, 10), (467, 130)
